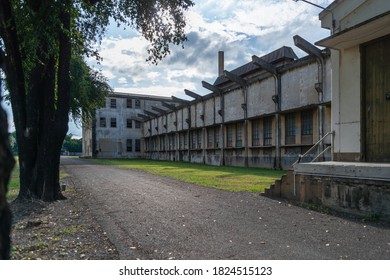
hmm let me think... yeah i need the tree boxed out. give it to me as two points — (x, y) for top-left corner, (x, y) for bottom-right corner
(0, 0), (194, 201)
(0, 76), (15, 259)
(62, 134), (82, 154)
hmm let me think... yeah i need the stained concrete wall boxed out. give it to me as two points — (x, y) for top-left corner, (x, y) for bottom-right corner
(143, 53), (331, 170)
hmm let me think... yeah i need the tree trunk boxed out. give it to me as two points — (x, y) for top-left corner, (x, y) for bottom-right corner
(0, 0), (72, 202)
(0, 78), (15, 260)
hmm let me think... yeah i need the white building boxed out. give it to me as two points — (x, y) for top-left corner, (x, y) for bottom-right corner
(82, 92), (175, 158)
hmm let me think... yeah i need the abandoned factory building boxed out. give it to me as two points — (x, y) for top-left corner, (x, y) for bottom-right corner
(142, 44), (331, 170)
(83, 43), (331, 171)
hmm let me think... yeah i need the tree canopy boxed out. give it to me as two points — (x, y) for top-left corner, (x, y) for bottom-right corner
(0, 0), (194, 201)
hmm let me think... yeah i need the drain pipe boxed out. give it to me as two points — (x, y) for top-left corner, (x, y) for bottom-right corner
(294, 35), (326, 148)
(252, 55), (281, 169)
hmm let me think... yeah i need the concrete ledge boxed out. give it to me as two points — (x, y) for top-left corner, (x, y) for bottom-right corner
(294, 161), (390, 180)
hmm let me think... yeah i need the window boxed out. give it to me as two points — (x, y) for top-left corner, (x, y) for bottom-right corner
(252, 119), (260, 146)
(191, 130), (197, 149)
(207, 127), (214, 148)
(135, 120), (141, 129)
(100, 117), (106, 128)
(160, 136), (165, 151)
(184, 133), (188, 148)
(135, 99), (141, 108)
(179, 133), (183, 149)
(285, 113), (296, 144)
(126, 139), (133, 152)
(110, 98), (116, 108)
(170, 134), (175, 149)
(197, 130), (202, 149)
(226, 125), (233, 148)
(135, 139), (141, 152)
(236, 123), (243, 148)
(126, 119), (133, 128)
(126, 98), (132, 108)
(110, 118), (117, 128)
(301, 110), (313, 135)
(263, 117), (273, 146)
(301, 110), (313, 144)
(214, 126), (220, 148)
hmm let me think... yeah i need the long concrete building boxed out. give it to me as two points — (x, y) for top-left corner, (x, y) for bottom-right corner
(143, 44), (332, 170)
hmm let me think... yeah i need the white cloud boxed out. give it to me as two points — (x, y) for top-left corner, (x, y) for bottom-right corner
(91, 0), (334, 97)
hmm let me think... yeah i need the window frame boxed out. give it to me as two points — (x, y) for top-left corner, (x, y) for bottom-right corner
(126, 139), (133, 152)
(110, 98), (117, 109)
(100, 117), (106, 128)
(263, 117), (273, 146)
(110, 117), (117, 128)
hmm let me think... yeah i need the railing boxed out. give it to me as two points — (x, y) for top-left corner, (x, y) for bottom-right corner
(292, 131), (334, 196)
(293, 131), (335, 166)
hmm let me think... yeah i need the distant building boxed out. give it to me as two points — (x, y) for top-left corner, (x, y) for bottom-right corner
(82, 92), (175, 158)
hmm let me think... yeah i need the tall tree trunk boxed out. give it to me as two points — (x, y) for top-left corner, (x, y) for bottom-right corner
(0, 77), (15, 260)
(1, 0), (72, 202)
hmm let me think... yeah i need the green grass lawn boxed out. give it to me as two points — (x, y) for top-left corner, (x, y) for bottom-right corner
(7, 157), (69, 201)
(8, 159), (20, 201)
(92, 159), (286, 193)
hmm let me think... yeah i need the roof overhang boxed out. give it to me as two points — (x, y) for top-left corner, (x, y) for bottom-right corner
(316, 11), (390, 50)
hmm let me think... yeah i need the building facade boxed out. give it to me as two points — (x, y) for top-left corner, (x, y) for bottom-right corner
(82, 92), (175, 158)
(274, 0), (390, 218)
(143, 45), (332, 170)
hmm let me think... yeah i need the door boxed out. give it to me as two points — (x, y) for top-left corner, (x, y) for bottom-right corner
(363, 35), (390, 162)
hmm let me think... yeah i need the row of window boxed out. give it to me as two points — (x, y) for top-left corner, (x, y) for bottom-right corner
(109, 98), (141, 109)
(126, 139), (141, 152)
(99, 117), (141, 129)
(145, 110), (314, 150)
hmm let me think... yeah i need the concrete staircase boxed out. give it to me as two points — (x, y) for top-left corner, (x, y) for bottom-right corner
(262, 170), (295, 199)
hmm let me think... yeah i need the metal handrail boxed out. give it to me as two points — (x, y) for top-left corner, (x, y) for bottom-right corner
(293, 131), (334, 165)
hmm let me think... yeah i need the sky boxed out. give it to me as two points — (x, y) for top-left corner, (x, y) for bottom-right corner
(3, 0), (334, 137)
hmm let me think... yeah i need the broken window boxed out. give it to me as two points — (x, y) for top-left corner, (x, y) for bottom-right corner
(191, 130), (197, 149)
(126, 98), (132, 108)
(226, 124), (233, 148)
(207, 127), (214, 148)
(301, 109), (313, 144)
(110, 98), (116, 108)
(301, 110), (313, 136)
(134, 120), (141, 129)
(285, 113), (296, 144)
(252, 119), (260, 146)
(126, 139), (133, 152)
(127, 119), (133, 128)
(100, 117), (106, 128)
(197, 129), (202, 149)
(110, 118), (117, 128)
(135, 139), (141, 152)
(214, 126), (220, 148)
(263, 117), (273, 146)
(135, 99), (141, 108)
(236, 123), (243, 148)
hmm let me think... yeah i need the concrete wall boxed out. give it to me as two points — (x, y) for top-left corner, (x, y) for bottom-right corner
(265, 166), (390, 220)
(331, 46), (362, 161)
(143, 52), (331, 170)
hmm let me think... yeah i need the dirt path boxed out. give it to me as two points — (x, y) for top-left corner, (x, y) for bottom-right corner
(61, 157), (390, 260)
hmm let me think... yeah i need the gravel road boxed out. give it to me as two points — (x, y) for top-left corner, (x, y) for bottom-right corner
(61, 157), (390, 260)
